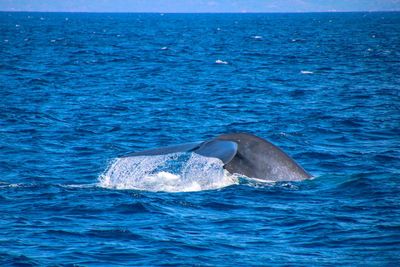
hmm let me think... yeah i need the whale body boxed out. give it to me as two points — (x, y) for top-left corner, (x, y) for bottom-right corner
(122, 133), (311, 181)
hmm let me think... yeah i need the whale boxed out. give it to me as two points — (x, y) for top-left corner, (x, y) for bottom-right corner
(122, 133), (311, 181)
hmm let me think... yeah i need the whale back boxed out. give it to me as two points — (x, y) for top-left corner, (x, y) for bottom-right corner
(215, 133), (311, 181)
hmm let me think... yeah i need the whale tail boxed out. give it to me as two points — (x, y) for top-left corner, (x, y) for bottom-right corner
(122, 133), (311, 181)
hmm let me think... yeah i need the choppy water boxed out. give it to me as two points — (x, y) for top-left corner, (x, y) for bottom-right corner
(1, 12), (400, 266)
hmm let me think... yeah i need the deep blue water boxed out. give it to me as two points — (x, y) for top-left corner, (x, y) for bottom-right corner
(1, 12), (400, 266)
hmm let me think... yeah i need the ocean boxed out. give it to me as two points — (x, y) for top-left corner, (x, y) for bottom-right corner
(1, 12), (399, 265)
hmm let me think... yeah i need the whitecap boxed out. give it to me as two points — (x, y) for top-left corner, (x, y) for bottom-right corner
(215, 59), (228, 65)
(300, 70), (313, 74)
(0, 182), (30, 188)
(161, 46), (168, 50)
(253, 35), (263, 39)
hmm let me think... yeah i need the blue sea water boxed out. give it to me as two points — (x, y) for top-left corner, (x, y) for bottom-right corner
(1, 11), (400, 265)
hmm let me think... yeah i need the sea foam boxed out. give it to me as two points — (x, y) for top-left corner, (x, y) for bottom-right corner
(98, 152), (237, 192)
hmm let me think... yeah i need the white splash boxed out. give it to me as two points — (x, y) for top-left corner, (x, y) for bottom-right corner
(98, 152), (238, 192)
(215, 59), (228, 64)
(300, 70), (314, 74)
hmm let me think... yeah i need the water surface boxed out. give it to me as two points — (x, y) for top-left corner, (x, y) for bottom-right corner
(1, 12), (400, 265)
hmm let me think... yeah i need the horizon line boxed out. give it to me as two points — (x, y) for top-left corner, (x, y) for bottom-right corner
(1, 10), (400, 14)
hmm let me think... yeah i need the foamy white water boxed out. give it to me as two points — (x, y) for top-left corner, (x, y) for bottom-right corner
(300, 70), (314, 74)
(215, 59), (228, 64)
(98, 152), (238, 192)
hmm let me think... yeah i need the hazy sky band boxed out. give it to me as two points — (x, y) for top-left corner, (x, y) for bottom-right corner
(1, 0), (400, 13)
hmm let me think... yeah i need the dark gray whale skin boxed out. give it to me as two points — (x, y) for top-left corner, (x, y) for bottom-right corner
(122, 133), (311, 181)
(214, 133), (311, 181)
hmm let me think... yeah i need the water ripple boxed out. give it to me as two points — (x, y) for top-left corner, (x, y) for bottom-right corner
(0, 12), (399, 266)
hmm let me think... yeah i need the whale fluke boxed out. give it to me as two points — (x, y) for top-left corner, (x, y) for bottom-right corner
(122, 142), (202, 157)
(121, 133), (311, 181)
